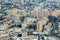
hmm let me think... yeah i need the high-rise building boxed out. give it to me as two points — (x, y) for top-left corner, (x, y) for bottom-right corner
(0, 4), (1, 10)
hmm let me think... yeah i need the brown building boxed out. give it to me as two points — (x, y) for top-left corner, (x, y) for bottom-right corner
(52, 10), (60, 17)
(0, 36), (9, 40)
(30, 10), (51, 20)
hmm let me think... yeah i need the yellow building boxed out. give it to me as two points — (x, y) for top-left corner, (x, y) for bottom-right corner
(22, 23), (28, 31)
(6, 8), (26, 16)
(37, 21), (43, 32)
(5, 28), (10, 34)
(37, 17), (48, 32)
(6, 8), (20, 15)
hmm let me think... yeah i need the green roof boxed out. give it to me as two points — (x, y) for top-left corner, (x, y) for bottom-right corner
(0, 12), (7, 15)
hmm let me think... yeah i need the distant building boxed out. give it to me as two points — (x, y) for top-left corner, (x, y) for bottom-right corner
(11, 0), (24, 4)
(0, 4), (1, 10)
(52, 10), (60, 17)
(47, 0), (60, 2)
